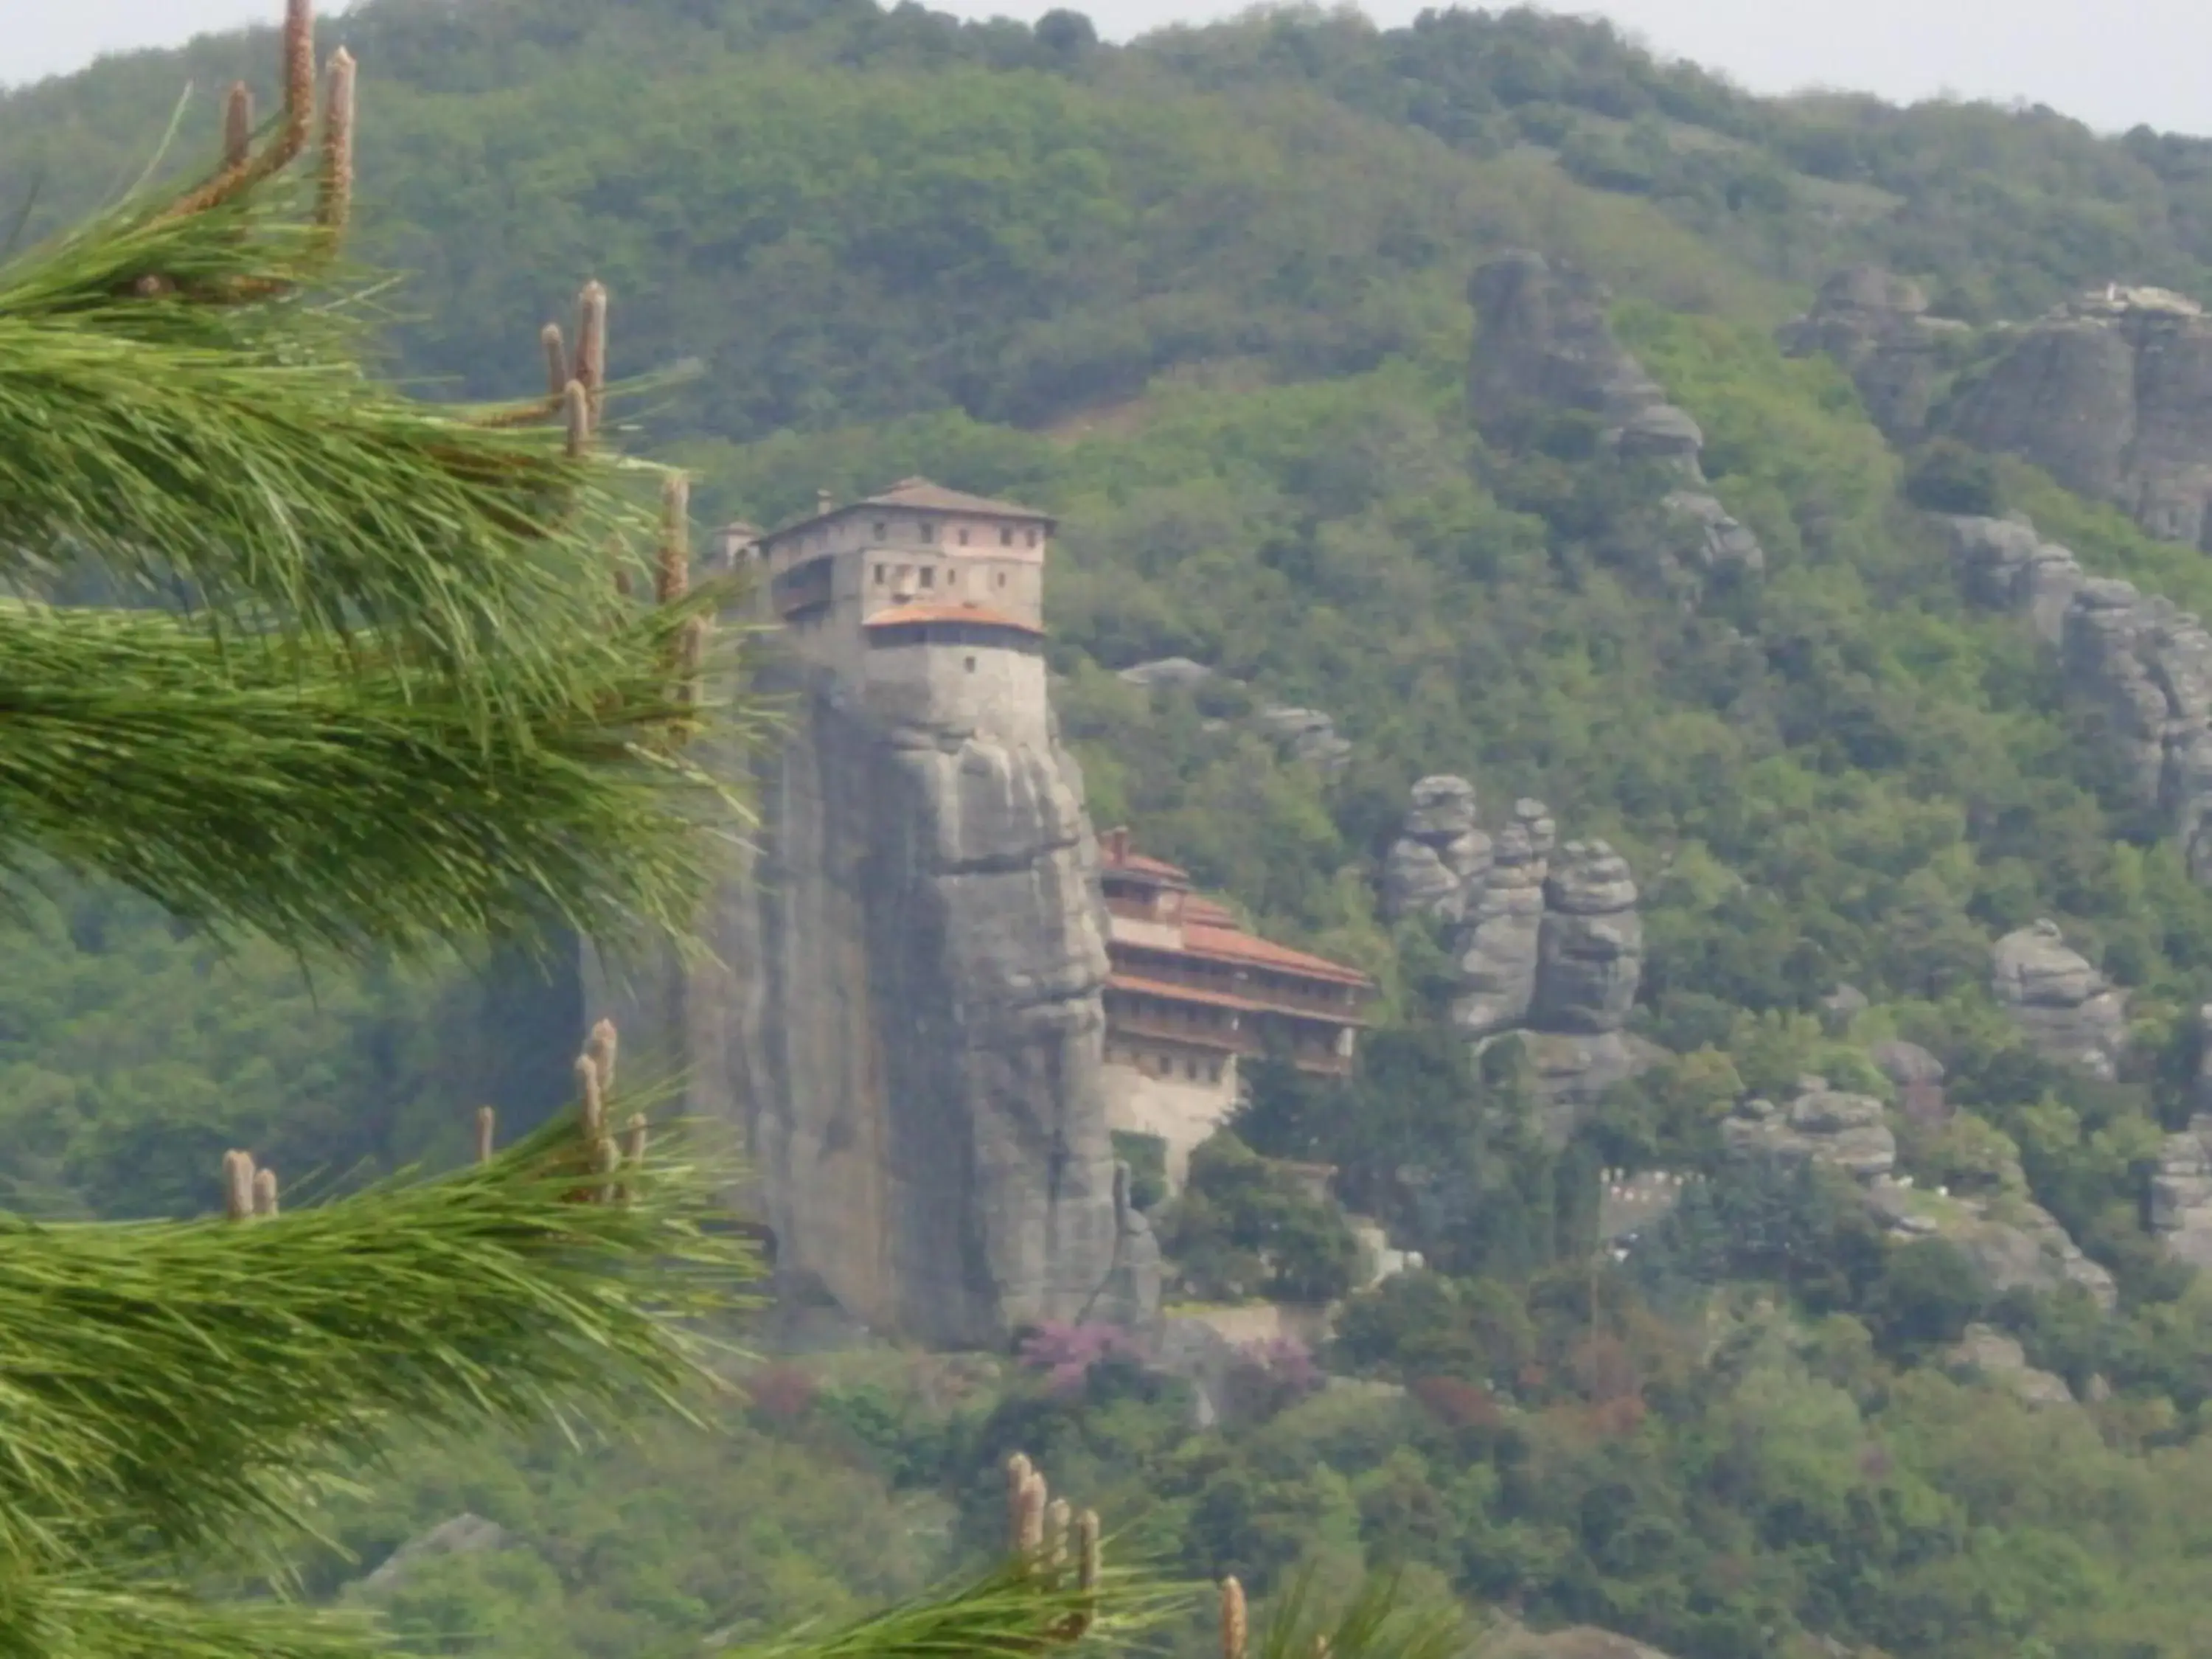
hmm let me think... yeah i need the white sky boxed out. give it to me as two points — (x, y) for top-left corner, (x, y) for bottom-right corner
(8, 0), (2211, 139)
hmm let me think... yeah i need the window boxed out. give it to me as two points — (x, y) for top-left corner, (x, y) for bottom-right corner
(919, 566), (935, 588)
(1026, 529), (1040, 549)
(874, 564), (886, 585)
(996, 573), (1009, 588)
(958, 527), (971, 546)
(921, 521), (937, 544)
(964, 655), (977, 673)
(947, 568), (960, 586)
(873, 520), (887, 539)
(1184, 1057), (1199, 1081)
(1000, 526), (1015, 547)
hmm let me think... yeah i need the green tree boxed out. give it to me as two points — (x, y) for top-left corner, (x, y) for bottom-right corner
(0, 12), (1146, 1659)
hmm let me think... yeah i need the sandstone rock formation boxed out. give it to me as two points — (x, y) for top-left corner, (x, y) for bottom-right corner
(1990, 919), (2129, 1081)
(2150, 1113), (2212, 1269)
(1534, 840), (1645, 1034)
(1776, 265), (1966, 440)
(603, 666), (1158, 1349)
(1942, 285), (2212, 550)
(1944, 1324), (2076, 1408)
(1722, 1079), (1897, 1180)
(1872, 1038), (1949, 1122)
(1720, 1077), (2117, 1307)
(1469, 248), (1763, 581)
(1380, 777), (1655, 1114)
(1947, 512), (2212, 882)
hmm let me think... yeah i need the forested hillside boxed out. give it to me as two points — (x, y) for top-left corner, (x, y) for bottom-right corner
(13, 3), (2212, 1656)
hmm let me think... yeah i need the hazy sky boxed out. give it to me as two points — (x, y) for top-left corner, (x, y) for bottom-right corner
(10, 0), (2211, 139)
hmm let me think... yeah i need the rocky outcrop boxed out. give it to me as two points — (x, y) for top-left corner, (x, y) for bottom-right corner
(1942, 284), (2212, 551)
(1944, 1324), (2076, 1408)
(606, 667), (1158, 1349)
(2150, 1113), (2212, 1269)
(1381, 777), (1656, 1113)
(1722, 1079), (1897, 1180)
(1947, 512), (2212, 883)
(1990, 919), (2129, 1081)
(1534, 841), (1644, 1034)
(1469, 248), (1763, 580)
(1872, 1038), (1950, 1123)
(1777, 265), (1966, 440)
(1254, 705), (1354, 773)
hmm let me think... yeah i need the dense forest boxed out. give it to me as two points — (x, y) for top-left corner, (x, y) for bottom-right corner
(13, 1), (2212, 1656)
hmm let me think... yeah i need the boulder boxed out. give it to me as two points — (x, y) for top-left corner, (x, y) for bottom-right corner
(1777, 265), (1960, 439)
(1116, 657), (1215, 691)
(1661, 490), (1766, 576)
(1944, 1324), (2076, 1408)
(1991, 920), (2129, 1080)
(1722, 1082), (1896, 1180)
(1255, 705), (1353, 773)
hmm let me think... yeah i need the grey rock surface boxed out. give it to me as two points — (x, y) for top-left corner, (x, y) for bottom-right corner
(1990, 919), (2129, 1080)
(1532, 840), (1644, 1034)
(2150, 1113), (2212, 1269)
(1722, 1083), (1897, 1180)
(1379, 778), (1655, 1115)
(1256, 705), (1354, 773)
(361, 1514), (515, 1594)
(1469, 249), (1762, 578)
(1117, 656), (1215, 691)
(1776, 265), (1963, 439)
(598, 664), (1157, 1349)
(1944, 1324), (2076, 1408)
(1941, 285), (2212, 551)
(1948, 512), (2212, 883)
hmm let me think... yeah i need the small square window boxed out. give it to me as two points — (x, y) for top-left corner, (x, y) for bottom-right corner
(1026, 529), (1040, 548)
(996, 572), (1008, 588)
(873, 520), (887, 539)
(946, 568), (959, 585)
(874, 564), (886, 585)
(1000, 526), (1015, 547)
(921, 521), (936, 543)
(958, 528), (971, 546)
(919, 567), (935, 588)
(964, 655), (978, 673)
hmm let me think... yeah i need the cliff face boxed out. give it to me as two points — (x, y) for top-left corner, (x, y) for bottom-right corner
(1941, 288), (2212, 549)
(611, 659), (1157, 1350)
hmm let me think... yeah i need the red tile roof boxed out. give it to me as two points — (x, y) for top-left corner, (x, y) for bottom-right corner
(1181, 925), (1374, 987)
(1107, 972), (1266, 1013)
(1114, 926), (1372, 990)
(863, 600), (1045, 636)
(1182, 897), (1237, 925)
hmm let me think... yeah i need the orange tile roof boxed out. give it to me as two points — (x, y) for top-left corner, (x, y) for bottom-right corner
(1182, 897), (1236, 925)
(863, 600), (1045, 636)
(1154, 925), (1374, 988)
(1107, 972), (1267, 1013)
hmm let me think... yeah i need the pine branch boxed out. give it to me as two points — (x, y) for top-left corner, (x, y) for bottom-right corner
(0, 597), (765, 955)
(0, 1105), (756, 1569)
